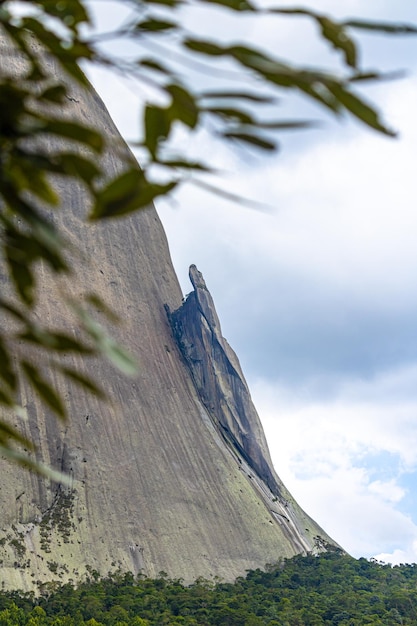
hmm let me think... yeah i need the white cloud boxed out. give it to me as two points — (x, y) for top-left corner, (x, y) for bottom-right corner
(375, 540), (417, 566)
(247, 82), (417, 304)
(159, 76), (417, 294)
(368, 479), (405, 504)
(290, 468), (417, 558)
(252, 367), (417, 561)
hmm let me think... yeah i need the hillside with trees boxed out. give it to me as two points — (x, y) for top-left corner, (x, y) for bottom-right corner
(1, 549), (417, 625)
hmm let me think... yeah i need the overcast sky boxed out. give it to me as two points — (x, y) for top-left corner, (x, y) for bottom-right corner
(87, 0), (417, 564)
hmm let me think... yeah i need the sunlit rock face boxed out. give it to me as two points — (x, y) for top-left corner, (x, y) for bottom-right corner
(0, 36), (335, 591)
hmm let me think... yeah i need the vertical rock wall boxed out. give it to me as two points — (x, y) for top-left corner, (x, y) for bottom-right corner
(0, 36), (336, 591)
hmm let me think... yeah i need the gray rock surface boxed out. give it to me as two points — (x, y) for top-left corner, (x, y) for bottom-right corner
(169, 265), (281, 495)
(0, 36), (336, 591)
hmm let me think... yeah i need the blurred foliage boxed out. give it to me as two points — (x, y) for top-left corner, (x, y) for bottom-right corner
(0, 0), (416, 478)
(3, 549), (417, 624)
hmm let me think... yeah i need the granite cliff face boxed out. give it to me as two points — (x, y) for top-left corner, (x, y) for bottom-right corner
(0, 37), (335, 590)
(168, 265), (281, 497)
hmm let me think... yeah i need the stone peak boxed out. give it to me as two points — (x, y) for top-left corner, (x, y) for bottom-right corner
(189, 264), (207, 291)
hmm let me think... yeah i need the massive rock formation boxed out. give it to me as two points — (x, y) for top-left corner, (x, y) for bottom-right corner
(168, 265), (282, 497)
(0, 36), (335, 590)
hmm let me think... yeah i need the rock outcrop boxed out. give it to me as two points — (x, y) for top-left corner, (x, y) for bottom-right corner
(0, 36), (336, 591)
(168, 265), (281, 496)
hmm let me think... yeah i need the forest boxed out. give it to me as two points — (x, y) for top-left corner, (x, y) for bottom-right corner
(1, 549), (417, 625)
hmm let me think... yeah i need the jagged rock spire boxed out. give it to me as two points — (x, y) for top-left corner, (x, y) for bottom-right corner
(170, 265), (282, 496)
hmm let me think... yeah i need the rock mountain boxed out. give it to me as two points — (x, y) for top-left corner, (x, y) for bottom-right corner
(0, 37), (335, 590)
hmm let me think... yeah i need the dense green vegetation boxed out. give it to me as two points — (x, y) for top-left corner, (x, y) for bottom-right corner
(2, 550), (417, 625)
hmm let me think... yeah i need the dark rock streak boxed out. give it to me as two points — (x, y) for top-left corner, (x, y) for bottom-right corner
(169, 265), (280, 496)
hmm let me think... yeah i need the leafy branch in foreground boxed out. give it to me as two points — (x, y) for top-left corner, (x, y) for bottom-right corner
(0, 0), (416, 477)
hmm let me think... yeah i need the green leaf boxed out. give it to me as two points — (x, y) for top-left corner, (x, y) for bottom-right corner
(0, 389), (14, 407)
(135, 19), (177, 32)
(191, 178), (270, 210)
(223, 131), (276, 150)
(6, 159), (59, 206)
(183, 39), (226, 56)
(0, 299), (28, 323)
(167, 84), (199, 129)
(69, 305), (138, 376)
(199, 0), (254, 10)
(0, 21), (45, 80)
(344, 20), (417, 34)
(144, 105), (172, 156)
(201, 90), (275, 103)
(25, 213), (66, 262)
(2, 216), (67, 281)
(143, 0), (183, 6)
(324, 81), (396, 136)
(40, 85), (67, 103)
(38, 0), (90, 29)
(317, 17), (357, 68)
(21, 361), (66, 420)
(158, 159), (213, 172)
(138, 58), (174, 75)
(57, 153), (101, 184)
(57, 367), (105, 398)
(19, 329), (94, 354)
(0, 445), (71, 485)
(91, 169), (148, 219)
(104, 343), (139, 376)
(41, 119), (103, 152)
(0, 336), (17, 392)
(269, 8), (357, 67)
(91, 169), (177, 219)
(296, 81), (341, 114)
(204, 106), (254, 124)
(349, 72), (386, 83)
(0, 421), (34, 450)
(255, 119), (318, 130)
(229, 44), (280, 71)
(21, 17), (92, 84)
(268, 8), (312, 16)
(85, 293), (121, 322)
(6, 252), (35, 306)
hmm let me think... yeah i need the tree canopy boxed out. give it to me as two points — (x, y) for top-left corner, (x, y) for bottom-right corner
(3, 549), (417, 624)
(0, 0), (416, 477)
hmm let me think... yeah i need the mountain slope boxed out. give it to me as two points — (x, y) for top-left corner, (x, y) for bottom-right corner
(0, 37), (335, 590)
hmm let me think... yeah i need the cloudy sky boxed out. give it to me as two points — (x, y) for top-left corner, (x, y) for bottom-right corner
(87, 1), (417, 563)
